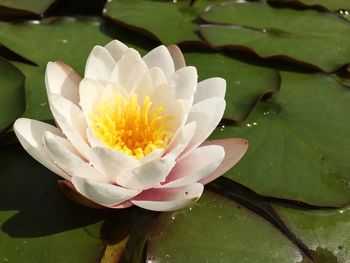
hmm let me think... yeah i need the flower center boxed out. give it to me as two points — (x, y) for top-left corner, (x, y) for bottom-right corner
(89, 94), (174, 159)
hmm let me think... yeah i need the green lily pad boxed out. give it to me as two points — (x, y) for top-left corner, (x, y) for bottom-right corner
(275, 205), (350, 262)
(184, 52), (279, 122)
(103, 0), (214, 44)
(211, 71), (350, 207)
(269, 0), (350, 11)
(0, 18), (148, 120)
(0, 144), (106, 262)
(200, 1), (350, 72)
(0, 0), (55, 17)
(0, 57), (24, 133)
(148, 191), (303, 263)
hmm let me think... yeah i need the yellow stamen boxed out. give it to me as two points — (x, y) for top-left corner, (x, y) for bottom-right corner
(89, 94), (174, 160)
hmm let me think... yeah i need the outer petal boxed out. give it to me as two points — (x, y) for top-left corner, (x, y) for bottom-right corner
(104, 40), (129, 62)
(167, 44), (186, 70)
(116, 155), (176, 190)
(110, 49), (148, 90)
(49, 94), (89, 159)
(168, 66), (197, 101)
(183, 97), (226, 157)
(43, 131), (107, 182)
(45, 61), (81, 105)
(142, 45), (175, 77)
(88, 146), (140, 182)
(131, 183), (203, 211)
(13, 118), (70, 180)
(193, 77), (226, 104)
(72, 176), (140, 207)
(161, 145), (225, 188)
(85, 46), (116, 81)
(199, 138), (248, 185)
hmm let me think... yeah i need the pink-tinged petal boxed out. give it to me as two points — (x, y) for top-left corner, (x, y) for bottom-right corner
(45, 61), (81, 105)
(111, 200), (133, 209)
(88, 147), (140, 182)
(111, 49), (148, 90)
(85, 46), (116, 81)
(43, 131), (107, 182)
(166, 121), (196, 158)
(72, 176), (141, 207)
(143, 45), (175, 77)
(161, 145), (225, 188)
(183, 97), (225, 157)
(168, 66), (197, 101)
(116, 155), (176, 190)
(199, 138), (248, 185)
(13, 118), (70, 180)
(193, 77), (226, 104)
(131, 183), (203, 211)
(49, 94), (89, 159)
(167, 45), (186, 70)
(104, 40), (129, 62)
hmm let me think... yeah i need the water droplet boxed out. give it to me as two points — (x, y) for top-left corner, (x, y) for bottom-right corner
(253, 122), (257, 126)
(40, 102), (47, 106)
(60, 39), (68, 44)
(171, 216), (175, 220)
(172, 0), (177, 3)
(235, 80), (241, 85)
(263, 111), (270, 116)
(2, 257), (8, 262)
(220, 125), (225, 131)
(246, 123), (252, 127)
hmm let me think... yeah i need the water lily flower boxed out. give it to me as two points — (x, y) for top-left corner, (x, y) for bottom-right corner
(13, 40), (248, 211)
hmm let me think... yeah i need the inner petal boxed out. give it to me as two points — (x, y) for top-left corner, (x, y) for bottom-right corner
(89, 93), (174, 160)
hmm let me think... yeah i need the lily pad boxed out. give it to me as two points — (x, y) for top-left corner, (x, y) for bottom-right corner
(275, 205), (350, 262)
(0, 144), (105, 262)
(148, 191), (303, 262)
(184, 52), (279, 122)
(268, 0), (350, 11)
(103, 0), (214, 44)
(0, 0), (55, 17)
(211, 71), (350, 207)
(200, 1), (350, 72)
(0, 57), (24, 133)
(0, 18), (148, 120)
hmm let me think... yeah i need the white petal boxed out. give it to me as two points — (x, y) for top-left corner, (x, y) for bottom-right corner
(79, 79), (127, 119)
(110, 48), (148, 90)
(168, 66), (197, 101)
(43, 131), (107, 182)
(88, 147), (139, 182)
(166, 121), (196, 158)
(49, 94), (89, 159)
(182, 97), (225, 157)
(131, 67), (169, 104)
(104, 40), (129, 62)
(193, 77), (226, 104)
(86, 128), (105, 147)
(85, 46), (116, 81)
(165, 99), (192, 134)
(116, 154), (176, 190)
(131, 183), (203, 211)
(143, 45), (175, 77)
(72, 176), (140, 207)
(13, 118), (70, 180)
(167, 44), (186, 70)
(199, 138), (248, 185)
(161, 145), (225, 188)
(45, 61), (81, 105)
